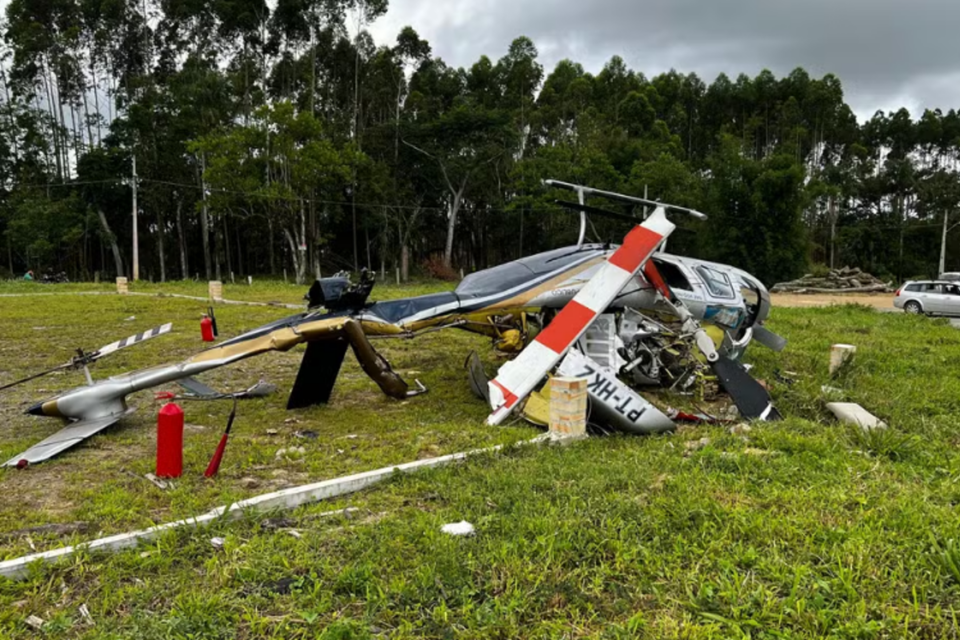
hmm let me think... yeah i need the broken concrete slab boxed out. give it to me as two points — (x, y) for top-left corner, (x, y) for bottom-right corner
(826, 402), (887, 431)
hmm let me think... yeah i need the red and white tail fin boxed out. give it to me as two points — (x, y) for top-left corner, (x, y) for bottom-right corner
(486, 209), (675, 426)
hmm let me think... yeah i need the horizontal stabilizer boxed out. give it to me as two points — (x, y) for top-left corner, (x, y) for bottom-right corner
(3, 410), (133, 467)
(178, 377), (220, 398)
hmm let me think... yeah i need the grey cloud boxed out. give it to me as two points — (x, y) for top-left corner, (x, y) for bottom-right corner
(369, 0), (960, 119)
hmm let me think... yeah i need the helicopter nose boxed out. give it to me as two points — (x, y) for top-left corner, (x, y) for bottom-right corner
(26, 402), (46, 416)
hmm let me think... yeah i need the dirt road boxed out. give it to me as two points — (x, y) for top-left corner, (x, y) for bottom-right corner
(771, 292), (895, 310)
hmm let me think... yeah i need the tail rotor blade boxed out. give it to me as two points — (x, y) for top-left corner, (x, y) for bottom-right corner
(94, 323), (173, 360)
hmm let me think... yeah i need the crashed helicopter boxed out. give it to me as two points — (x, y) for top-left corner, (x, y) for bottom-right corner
(2, 180), (786, 467)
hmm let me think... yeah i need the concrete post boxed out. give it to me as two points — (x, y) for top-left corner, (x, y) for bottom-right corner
(209, 281), (223, 302)
(116, 277), (128, 295)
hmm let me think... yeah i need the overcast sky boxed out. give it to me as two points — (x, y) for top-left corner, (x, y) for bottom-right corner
(2, 0), (955, 121)
(367, 0), (959, 121)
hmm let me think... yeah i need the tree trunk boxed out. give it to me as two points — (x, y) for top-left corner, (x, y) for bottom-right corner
(268, 216), (276, 275)
(214, 214), (222, 281)
(176, 199), (188, 279)
(199, 154), (212, 279)
(158, 209), (166, 282)
(828, 195), (838, 270)
(444, 184), (466, 269)
(235, 220), (244, 277)
(97, 208), (124, 277)
(223, 215), (233, 278)
(941, 209), (949, 277)
(283, 227), (306, 285)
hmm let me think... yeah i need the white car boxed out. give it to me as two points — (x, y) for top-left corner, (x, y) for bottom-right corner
(894, 281), (960, 315)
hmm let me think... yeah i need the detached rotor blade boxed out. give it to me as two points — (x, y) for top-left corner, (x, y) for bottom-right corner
(94, 323), (173, 360)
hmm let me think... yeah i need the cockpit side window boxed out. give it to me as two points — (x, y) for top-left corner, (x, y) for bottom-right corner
(697, 265), (736, 299)
(652, 259), (692, 291)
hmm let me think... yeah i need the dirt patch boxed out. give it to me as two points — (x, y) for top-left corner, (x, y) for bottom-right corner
(772, 292), (895, 310)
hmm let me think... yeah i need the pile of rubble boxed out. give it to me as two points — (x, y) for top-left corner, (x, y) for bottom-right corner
(771, 267), (894, 294)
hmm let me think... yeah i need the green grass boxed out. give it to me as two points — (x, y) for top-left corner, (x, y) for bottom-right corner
(1, 286), (960, 638)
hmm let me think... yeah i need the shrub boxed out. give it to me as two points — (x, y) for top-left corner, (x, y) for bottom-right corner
(422, 255), (458, 281)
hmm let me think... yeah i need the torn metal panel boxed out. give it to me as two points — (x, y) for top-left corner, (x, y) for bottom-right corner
(827, 403), (887, 430)
(557, 349), (675, 435)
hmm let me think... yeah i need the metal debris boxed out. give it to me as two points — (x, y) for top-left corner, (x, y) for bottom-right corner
(441, 521), (476, 537)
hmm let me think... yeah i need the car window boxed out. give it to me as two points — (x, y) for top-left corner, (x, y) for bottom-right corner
(946, 285), (960, 296)
(905, 283), (922, 292)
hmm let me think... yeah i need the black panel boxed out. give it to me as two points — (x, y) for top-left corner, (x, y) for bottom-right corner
(286, 339), (350, 410)
(365, 292), (460, 324)
(711, 355), (782, 421)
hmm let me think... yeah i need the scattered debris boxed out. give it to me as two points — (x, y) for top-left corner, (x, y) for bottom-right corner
(294, 430), (319, 440)
(827, 403), (888, 431)
(772, 268), (893, 294)
(144, 473), (170, 490)
(210, 537), (226, 549)
(266, 429), (279, 436)
(139, 551), (154, 559)
(285, 529), (303, 539)
(684, 438), (711, 456)
(729, 424), (752, 436)
(123, 316), (136, 322)
(830, 344), (857, 376)
(441, 521), (476, 537)
(261, 517), (297, 531)
(276, 446), (307, 460)
(240, 477), (260, 490)
(4, 521), (89, 539)
(25, 615), (45, 630)
(79, 604), (94, 626)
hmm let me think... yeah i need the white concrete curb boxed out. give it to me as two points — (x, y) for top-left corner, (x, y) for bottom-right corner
(0, 439), (545, 581)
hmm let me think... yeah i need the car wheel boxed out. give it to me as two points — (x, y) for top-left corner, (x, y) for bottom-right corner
(904, 301), (923, 315)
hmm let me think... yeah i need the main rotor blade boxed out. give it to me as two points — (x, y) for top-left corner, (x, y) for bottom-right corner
(93, 323), (173, 360)
(554, 199), (639, 224)
(546, 179), (708, 221)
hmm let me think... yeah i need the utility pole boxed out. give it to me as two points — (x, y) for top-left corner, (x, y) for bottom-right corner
(132, 153), (139, 281)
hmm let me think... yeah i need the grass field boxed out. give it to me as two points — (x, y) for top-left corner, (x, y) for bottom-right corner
(2, 279), (960, 638)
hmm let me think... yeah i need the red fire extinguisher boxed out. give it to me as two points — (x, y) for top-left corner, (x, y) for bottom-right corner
(156, 402), (184, 478)
(200, 314), (215, 342)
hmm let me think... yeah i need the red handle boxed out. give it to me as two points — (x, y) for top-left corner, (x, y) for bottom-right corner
(204, 434), (229, 478)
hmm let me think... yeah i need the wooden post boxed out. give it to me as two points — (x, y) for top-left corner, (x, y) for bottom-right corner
(549, 377), (588, 439)
(209, 281), (223, 302)
(116, 277), (128, 295)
